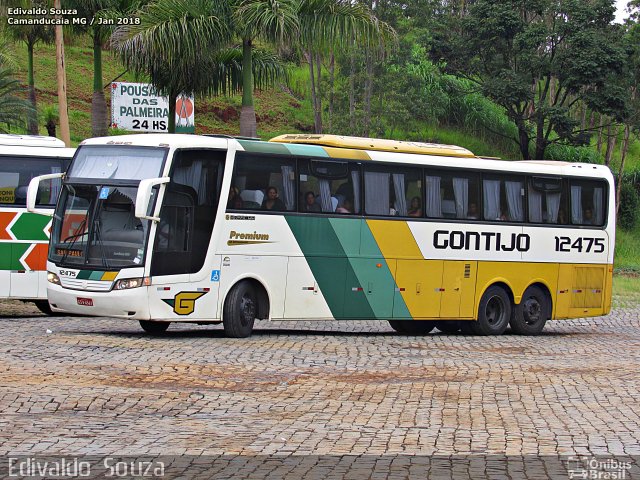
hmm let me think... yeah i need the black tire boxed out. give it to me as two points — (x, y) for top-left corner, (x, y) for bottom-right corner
(223, 281), (257, 338)
(34, 300), (53, 315)
(510, 285), (548, 335)
(388, 320), (435, 335)
(472, 286), (512, 336)
(139, 320), (170, 335)
(434, 321), (460, 334)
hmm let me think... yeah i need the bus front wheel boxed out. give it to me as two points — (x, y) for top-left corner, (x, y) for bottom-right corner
(388, 320), (435, 335)
(510, 286), (548, 335)
(139, 320), (170, 335)
(34, 300), (53, 315)
(223, 281), (256, 338)
(472, 286), (511, 336)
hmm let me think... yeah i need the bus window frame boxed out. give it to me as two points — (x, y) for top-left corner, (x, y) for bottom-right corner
(0, 154), (71, 209)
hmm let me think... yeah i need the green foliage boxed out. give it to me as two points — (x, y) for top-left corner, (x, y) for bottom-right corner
(618, 181), (639, 230)
(615, 225), (640, 272)
(545, 144), (603, 164)
(432, 0), (629, 159)
(0, 67), (35, 132)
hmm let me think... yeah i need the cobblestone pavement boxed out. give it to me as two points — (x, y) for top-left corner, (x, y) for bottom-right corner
(0, 297), (639, 475)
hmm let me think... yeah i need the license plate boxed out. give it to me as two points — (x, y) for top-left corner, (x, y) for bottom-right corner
(77, 297), (93, 306)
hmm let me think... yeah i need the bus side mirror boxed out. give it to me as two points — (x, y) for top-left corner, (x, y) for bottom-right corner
(136, 177), (170, 221)
(27, 173), (64, 216)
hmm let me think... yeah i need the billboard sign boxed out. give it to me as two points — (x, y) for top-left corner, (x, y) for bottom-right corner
(111, 82), (195, 133)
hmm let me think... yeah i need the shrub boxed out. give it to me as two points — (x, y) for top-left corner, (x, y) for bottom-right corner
(618, 181), (639, 230)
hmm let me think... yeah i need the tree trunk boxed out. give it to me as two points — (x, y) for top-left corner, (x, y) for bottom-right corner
(91, 34), (108, 137)
(363, 52), (373, 137)
(239, 37), (257, 138)
(328, 52), (334, 133)
(315, 52), (323, 134)
(616, 123), (631, 216)
(596, 114), (604, 153)
(54, 1), (71, 147)
(516, 119), (530, 160)
(306, 52), (318, 134)
(27, 41), (38, 135)
(168, 88), (176, 133)
(46, 121), (56, 137)
(580, 102), (587, 131)
(349, 50), (356, 134)
(604, 124), (617, 166)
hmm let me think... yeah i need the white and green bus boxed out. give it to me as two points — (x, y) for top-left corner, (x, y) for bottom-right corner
(0, 135), (74, 313)
(28, 134), (615, 335)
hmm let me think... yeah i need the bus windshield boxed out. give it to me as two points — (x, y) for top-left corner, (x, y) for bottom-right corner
(68, 145), (166, 181)
(50, 184), (151, 268)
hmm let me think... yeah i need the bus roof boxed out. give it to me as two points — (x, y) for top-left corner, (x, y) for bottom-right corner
(269, 134), (476, 158)
(0, 134), (67, 148)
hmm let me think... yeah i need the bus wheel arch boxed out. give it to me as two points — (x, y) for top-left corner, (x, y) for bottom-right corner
(510, 283), (550, 335)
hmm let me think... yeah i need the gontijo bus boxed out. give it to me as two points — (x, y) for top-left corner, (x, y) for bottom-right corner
(0, 134), (74, 314)
(27, 134), (614, 336)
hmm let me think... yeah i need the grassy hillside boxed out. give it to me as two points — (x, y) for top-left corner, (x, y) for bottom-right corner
(13, 40), (316, 143)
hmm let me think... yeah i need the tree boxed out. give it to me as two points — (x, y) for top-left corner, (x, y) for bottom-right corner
(111, 0), (234, 133)
(8, 0), (54, 134)
(432, 0), (628, 159)
(0, 67), (36, 132)
(64, 0), (141, 137)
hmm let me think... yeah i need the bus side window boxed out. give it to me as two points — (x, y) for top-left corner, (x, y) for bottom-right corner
(482, 175), (525, 222)
(527, 177), (568, 224)
(425, 170), (480, 220)
(232, 153), (296, 212)
(569, 179), (606, 226)
(362, 164), (421, 217)
(299, 159), (360, 214)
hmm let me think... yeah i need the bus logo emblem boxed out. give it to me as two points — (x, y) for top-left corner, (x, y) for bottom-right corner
(162, 291), (207, 315)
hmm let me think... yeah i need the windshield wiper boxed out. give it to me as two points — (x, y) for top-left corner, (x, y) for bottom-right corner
(60, 218), (87, 264)
(92, 220), (111, 270)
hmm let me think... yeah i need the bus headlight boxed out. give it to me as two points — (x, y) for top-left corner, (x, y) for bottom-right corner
(47, 272), (61, 285)
(113, 277), (151, 290)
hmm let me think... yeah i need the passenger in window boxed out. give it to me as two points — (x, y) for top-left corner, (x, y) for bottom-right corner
(336, 198), (353, 214)
(583, 208), (593, 225)
(261, 186), (286, 211)
(467, 202), (479, 219)
(303, 191), (321, 212)
(227, 186), (243, 209)
(408, 197), (422, 217)
(558, 209), (568, 224)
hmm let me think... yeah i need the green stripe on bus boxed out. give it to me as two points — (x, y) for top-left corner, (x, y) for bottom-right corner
(0, 243), (30, 270)
(285, 215), (375, 320)
(281, 143), (329, 157)
(10, 213), (50, 241)
(237, 140), (290, 155)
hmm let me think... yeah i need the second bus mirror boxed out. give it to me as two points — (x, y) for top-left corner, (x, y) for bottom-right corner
(135, 177), (170, 221)
(27, 173), (64, 216)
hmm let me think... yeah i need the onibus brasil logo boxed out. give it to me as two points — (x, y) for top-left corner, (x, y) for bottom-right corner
(162, 291), (207, 315)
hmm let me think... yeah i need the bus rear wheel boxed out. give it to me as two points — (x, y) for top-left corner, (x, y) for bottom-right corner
(139, 320), (170, 335)
(472, 286), (511, 336)
(388, 320), (435, 335)
(223, 281), (256, 338)
(510, 286), (548, 335)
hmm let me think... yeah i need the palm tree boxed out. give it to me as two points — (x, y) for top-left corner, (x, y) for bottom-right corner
(235, 0), (394, 135)
(0, 67), (36, 133)
(7, 0), (54, 134)
(64, 0), (144, 137)
(111, 0), (234, 133)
